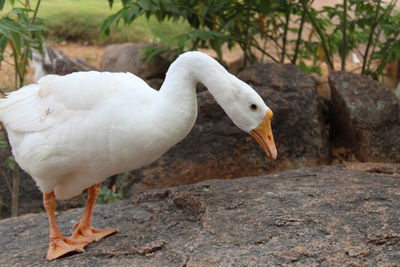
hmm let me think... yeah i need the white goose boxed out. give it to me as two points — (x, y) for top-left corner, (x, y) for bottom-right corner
(0, 51), (277, 260)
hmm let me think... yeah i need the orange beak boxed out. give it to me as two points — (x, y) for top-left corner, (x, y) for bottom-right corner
(250, 110), (277, 160)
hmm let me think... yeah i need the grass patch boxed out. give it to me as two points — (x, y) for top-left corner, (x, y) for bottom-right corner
(2, 0), (190, 45)
(44, 11), (148, 44)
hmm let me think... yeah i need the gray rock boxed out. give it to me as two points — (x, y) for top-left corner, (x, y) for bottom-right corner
(0, 163), (399, 266)
(128, 63), (330, 195)
(238, 63), (330, 163)
(32, 46), (96, 81)
(329, 71), (400, 162)
(100, 42), (170, 79)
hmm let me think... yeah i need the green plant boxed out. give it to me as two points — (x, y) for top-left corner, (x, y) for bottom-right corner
(97, 186), (123, 204)
(103, 170), (133, 199)
(0, 0), (189, 45)
(0, 0), (46, 217)
(300, 0), (399, 78)
(102, 0), (400, 81)
(0, 0), (47, 88)
(101, 0), (296, 66)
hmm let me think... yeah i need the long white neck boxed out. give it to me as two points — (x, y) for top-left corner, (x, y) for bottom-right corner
(150, 52), (234, 150)
(160, 51), (232, 106)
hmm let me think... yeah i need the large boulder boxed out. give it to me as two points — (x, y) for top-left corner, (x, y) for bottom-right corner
(329, 71), (400, 162)
(128, 63), (330, 195)
(238, 63), (330, 163)
(100, 42), (170, 80)
(1, 163), (399, 266)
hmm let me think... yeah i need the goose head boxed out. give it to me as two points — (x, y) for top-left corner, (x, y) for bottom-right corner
(221, 77), (277, 160)
(160, 51), (277, 160)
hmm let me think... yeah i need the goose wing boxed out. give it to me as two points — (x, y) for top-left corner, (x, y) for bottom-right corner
(0, 71), (157, 133)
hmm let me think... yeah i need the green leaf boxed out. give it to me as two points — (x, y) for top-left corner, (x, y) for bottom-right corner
(121, 0), (131, 6)
(10, 32), (23, 55)
(0, 35), (8, 50)
(0, 18), (28, 37)
(120, 5), (139, 22)
(177, 34), (188, 50)
(108, 0), (113, 8)
(99, 12), (121, 38)
(259, 0), (272, 14)
(137, 0), (156, 11)
(11, 7), (34, 14)
(5, 156), (16, 171)
(209, 37), (222, 60)
(0, 0), (5, 11)
(160, 0), (179, 14)
(97, 187), (122, 204)
(0, 24), (11, 38)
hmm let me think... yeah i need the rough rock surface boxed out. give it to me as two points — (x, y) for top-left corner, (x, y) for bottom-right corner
(129, 63), (329, 195)
(100, 42), (170, 79)
(329, 71), (400, 162)
(239, 64), (329, 163)
(0, 163), (399, 266)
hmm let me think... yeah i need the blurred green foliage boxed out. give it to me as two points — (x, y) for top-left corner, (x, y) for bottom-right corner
(0, 0), (190, 45)
(0, 0), (47, 88)
(300, 0), (400, 78)
(97, 187), (123, 204)
(102, 0), (400, 80)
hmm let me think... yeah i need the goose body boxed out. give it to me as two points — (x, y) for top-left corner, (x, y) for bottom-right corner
(2, 71), (190, 199)
(0, 51), (277, 260)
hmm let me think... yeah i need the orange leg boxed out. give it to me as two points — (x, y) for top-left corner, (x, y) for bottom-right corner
(71, 183), (118, 243)
(43, 192), (89, 261)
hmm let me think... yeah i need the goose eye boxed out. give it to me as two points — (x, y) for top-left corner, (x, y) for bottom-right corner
(250, 104), (257, 111)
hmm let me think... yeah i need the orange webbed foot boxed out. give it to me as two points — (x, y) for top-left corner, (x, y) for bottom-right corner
(47, 236), (89, 261)
(71, 221), (118, 243)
